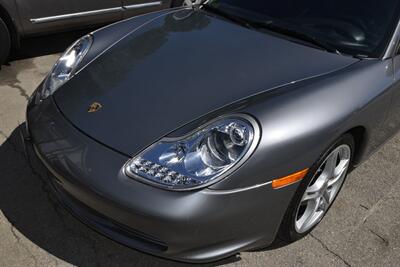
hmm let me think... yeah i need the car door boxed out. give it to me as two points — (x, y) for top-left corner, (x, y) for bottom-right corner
(121, 0), (171, 19)
(16, 0), (123, 36)
(386, 50), (400, 136)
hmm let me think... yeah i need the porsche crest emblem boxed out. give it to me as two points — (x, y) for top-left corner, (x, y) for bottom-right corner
(88, 102), (102, 113)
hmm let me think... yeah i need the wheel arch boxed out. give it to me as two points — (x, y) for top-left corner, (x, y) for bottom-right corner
(0, 2), (20, 50)
(343, 126), (367, 168)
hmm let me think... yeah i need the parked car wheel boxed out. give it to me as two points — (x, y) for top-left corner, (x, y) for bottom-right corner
(172, 0), (185, 6)
(173, 0), (201, 6)
(278, 134), (354, 243)
(0, 18), (11, 66)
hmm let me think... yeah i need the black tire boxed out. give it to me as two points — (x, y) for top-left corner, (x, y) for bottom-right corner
(172, 0), (185, 7)
(0, 17), (11, 66)
(276, 134), (355, 244)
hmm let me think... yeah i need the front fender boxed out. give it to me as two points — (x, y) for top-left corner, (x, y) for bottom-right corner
(210, 59), (393, 190)
(0, 0), (23, 38)
(77, 8), (185, 73)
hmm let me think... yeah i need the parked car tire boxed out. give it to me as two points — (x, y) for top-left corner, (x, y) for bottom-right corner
(172, 0), (185, 7)
(172, 0), (201, 6)
(277, 134), (354, 243)
(0, 18), (11, 66)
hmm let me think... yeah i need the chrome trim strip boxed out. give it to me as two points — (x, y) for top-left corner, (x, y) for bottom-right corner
(124, 1), (163, 10)
(30, 7), (123, 24)
(201, 181), (273, 195)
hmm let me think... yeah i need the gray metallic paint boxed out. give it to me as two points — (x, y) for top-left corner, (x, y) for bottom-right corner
(53, 9), (358, 159)
(27, 97), (297, 262)
(0, 0), (173, 37)
(27, 6), (400, 263)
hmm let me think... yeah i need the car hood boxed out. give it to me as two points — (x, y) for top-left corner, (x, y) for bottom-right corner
(54, 9), (358, 156)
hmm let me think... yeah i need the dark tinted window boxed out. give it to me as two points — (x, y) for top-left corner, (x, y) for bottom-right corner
(206, 0), (400, 58)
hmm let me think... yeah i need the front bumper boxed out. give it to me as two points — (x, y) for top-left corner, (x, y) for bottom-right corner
(26, 96), (298, 263)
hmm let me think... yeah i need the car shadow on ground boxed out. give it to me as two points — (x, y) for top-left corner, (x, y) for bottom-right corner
(0, 125), (241, 266)
(10, 28), (96, 62)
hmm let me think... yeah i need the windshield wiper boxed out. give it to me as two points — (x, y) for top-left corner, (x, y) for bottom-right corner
(248, 20), (342, 55)
(202, 5), (254, 29)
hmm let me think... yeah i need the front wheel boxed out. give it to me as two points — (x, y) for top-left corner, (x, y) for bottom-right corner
(0, 18), (11, 66)
(278, 134), (354, 242)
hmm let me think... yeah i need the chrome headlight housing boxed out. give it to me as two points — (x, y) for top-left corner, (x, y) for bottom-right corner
(40, 34), (93, 100)
(124, 115), (261, 191)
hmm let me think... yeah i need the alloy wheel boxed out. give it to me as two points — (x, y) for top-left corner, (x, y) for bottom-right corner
(295, 144), (351, 233)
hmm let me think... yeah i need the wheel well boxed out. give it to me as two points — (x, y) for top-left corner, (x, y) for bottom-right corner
(171, 0), (185, 7)
(0, 4), (19, 50)
(345, 126), (367, 167)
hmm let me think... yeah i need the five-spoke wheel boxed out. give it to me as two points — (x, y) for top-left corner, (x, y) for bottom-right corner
(295, 144), (351, 233)
(276, 134), (354, 244)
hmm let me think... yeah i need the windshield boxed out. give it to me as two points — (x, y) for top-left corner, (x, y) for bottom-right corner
(204, 0), (400, 58)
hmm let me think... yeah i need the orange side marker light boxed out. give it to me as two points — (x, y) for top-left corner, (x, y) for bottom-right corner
(272, 168), (309, 189)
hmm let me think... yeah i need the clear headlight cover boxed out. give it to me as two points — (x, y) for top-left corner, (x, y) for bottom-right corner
(124, 115), (261, 190)
(40, 34), (93, 100)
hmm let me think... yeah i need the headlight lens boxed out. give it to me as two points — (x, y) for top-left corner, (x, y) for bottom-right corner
(124, 115), (261, 190)
(40, 34), (93, 99)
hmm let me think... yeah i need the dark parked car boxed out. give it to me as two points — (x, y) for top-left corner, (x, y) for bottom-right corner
(26, 0), (400, 263)
(0, 0), (187, 65)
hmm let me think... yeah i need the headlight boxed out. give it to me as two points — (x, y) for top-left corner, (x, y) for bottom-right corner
(40, 34), (93, 100)
(124, 115), (261, 190)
